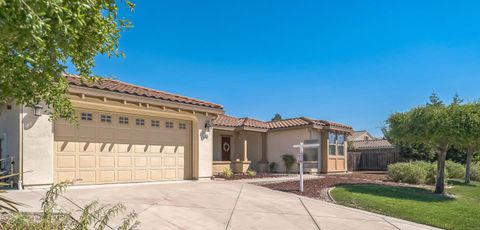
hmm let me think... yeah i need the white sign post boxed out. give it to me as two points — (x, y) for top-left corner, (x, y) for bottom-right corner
(293, 142), (320, 192)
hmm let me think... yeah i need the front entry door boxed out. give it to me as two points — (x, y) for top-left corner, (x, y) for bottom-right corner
(221, 137), (231, 161)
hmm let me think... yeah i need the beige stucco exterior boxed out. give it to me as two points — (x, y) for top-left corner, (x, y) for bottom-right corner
(212, 124), (349, 175)
(0, 84), (222, 189)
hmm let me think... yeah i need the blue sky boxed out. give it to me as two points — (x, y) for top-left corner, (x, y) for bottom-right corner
(69, 1), (480, 136)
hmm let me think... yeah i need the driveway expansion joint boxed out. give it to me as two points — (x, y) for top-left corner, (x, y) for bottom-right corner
(299, 198), (321, 230)
(225, 184), (244, 230)
(382, 217), (401, 230)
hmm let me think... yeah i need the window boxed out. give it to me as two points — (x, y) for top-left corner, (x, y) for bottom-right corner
(337, 134), (345, 156)
(100, 114), (112, 123)
(328, 132), (337, 156)
(303, 139), (319, 161)
(81, 113), (92, 121)
(136, 118), (145, 126)
(119, 116), (129, 124)
(179, 123), (187, 129)
(165, 121), (174, 128)
(151, 120), (160, 127)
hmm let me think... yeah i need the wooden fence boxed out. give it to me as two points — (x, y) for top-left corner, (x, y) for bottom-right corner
(348, 150), (401, 171)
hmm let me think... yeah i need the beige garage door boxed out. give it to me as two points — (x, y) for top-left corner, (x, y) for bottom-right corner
(54, 109), (191, 185)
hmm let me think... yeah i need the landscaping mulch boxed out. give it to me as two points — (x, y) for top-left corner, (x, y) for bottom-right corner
(262, 171), (428, 201)
(214, 173), (283, 180)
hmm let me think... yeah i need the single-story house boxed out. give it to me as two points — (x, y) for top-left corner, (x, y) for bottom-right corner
(348, 130), (376, 142)
(212, 115), (352, 174)
(0, 75), (352, 189)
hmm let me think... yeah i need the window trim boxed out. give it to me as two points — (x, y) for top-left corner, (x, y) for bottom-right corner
(165, 121), (174, 128)
(119, 116), (129, 125)
(81, 112), (93, 121)
(100, 114), (112, 123)
(136, 118), (145, 126)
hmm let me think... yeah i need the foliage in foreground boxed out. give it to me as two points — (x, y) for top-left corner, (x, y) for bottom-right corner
(222, 167), (233, 178)
(0, 0), (134, 121)
(0, 182), (139, 230)
(331, 181), (480, 230)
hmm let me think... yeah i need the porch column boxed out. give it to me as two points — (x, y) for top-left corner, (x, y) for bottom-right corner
(242, 131), (248, 161)
(261, 133), (267, 162)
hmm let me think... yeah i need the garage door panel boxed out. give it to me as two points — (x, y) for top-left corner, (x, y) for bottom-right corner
(134, 144), (148, 153)
(99, 156), (115, 167)
(134, 157), (148, 167)
(57, 141), (75, 153)
(55, 111), (190, 185)
(163, 156), (176, 167)
(97, 143), (116, 153)
(150, 169), (162, 180)
(78, 171), (96, 184)
(134, 170), (148, 180)
(79, 155), (96, 168)
(150, 157), (162, 166)
(117, 156), (132, 167)
(57, 155), (76, 169)
(79, 142), (95, 152)
(117, 171), (132, 182)
(117, 144), (132, 153)
(99, 171), (115, 183)
(150, 145), (162, 153)
(163, 169), (176, 179)
(57, 171), (76, 182)
(163, 146), (176, 154)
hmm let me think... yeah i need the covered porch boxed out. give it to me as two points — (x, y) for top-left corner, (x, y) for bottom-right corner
(212, 127), (268, 174)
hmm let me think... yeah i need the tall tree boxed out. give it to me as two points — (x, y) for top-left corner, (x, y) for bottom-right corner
(386, 94), (459, 194)
(271, 113), (283, 121)
(0, 0), (134, 121)
(451, 102), (480, 183)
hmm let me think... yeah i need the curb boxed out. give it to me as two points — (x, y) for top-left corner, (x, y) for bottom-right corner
(327, 187), (337, 203)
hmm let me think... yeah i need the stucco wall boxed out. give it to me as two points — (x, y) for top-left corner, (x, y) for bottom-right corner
(267, 128), (322, 173)
(246, 131), (263, 170)
(21, 104), (54, 186)
(197, 114), (214, 179)
(0, 103), (20, 181)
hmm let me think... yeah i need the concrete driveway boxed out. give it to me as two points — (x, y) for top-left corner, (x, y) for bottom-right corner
(5, 180), (439, 230)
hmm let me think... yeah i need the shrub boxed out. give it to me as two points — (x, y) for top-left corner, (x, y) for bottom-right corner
(269, 162), (277, 173)
(471, 163), (480, 181)
(445, 160), (465, 179)
(222, 167), (233, 178)
(388, 162), (427, 184)
(281, 154), (296, 174)
(388, 161), (452, 185)
(246, 170), (257, 176)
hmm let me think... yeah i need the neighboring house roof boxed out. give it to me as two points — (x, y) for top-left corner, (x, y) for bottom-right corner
(348, 130), (376, 141)
(350, 139), (394, 149)
(65, 74), (223, 110)
(213, 114), (352, 131)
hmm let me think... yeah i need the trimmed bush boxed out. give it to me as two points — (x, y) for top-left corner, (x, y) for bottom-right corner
(445, 160), (465, 179)
(282, 154), (296, 174)
(388, 162), (428, 184)
(388, 161), (450, 185)
(269, 162), (277, 173)
(471, 163), (480, 181)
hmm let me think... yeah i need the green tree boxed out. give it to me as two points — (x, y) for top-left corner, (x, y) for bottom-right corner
(386, 94), (459, 194)
(450, 102), (480, 183)
(271, 113), (283, 121)
(0, 0), (134, 122)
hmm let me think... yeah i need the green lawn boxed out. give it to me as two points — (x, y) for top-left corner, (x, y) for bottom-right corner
(330, 180), (480, 230)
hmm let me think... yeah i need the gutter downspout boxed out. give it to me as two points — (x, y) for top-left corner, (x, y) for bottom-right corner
(18, 106), (23, 190)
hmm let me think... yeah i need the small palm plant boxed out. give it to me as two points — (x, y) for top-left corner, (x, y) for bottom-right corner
(0, 172), (21, 213)
(282, 154), (296, 174)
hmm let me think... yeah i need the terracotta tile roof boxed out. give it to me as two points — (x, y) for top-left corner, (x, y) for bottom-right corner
(213, 115), (352, 130)
(65, 74), (223, 110)
(350, 139), (394, 149)
(213, 115), (269, 129)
